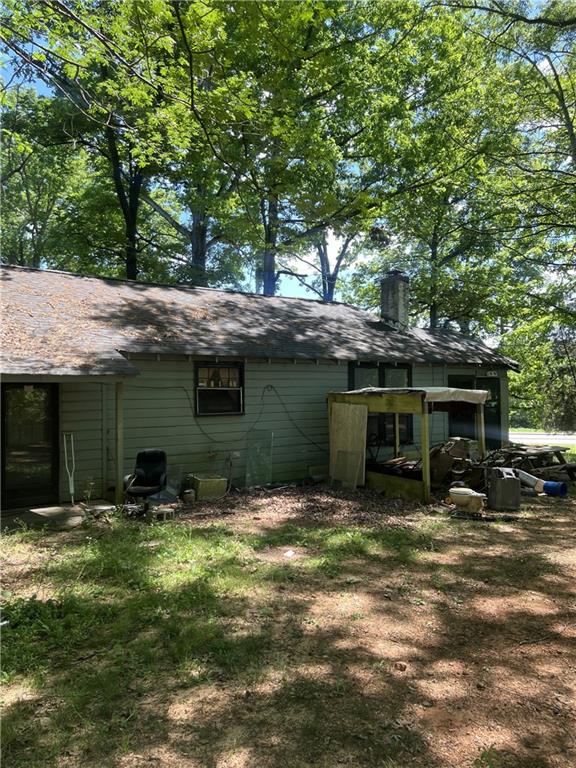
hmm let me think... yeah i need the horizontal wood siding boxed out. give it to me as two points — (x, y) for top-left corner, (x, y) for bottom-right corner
(56, 361), (509, 498)
(59, 383), (105, 502)
(106, 360), (347, 488)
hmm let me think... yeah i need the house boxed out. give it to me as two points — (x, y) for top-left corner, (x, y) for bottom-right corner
(0, 266), (517, 509)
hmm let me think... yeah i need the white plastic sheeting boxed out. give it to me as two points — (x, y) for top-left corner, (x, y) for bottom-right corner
(343, 386), (488, 404)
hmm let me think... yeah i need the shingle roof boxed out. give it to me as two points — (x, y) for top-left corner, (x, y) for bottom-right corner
(0, 266), (517, 376)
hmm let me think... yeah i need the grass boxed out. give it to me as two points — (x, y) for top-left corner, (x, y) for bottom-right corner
(510, 427), (575, 432)
(1, 519), (274, 765)
(1, 513), (439, 767)
(1, 490), (574, 768)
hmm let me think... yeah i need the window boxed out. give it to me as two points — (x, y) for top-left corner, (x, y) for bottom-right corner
(195, 364), (244, 415)
(348, 362), (413, 447)
(382, 365), (413, 445)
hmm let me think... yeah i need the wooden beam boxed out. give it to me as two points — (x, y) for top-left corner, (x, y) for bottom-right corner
(327, 391), (422, 414)
(477, 403), (486, 459)
(421, 402), (431, 503)
(115, 382), (124, 506)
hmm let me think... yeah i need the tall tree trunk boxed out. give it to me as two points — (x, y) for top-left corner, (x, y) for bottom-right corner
(106, 125), (143, 280)
(429, 223), (440, 329)
(261, 195), (278, 296)
(189, 185), (208, 285)
(125, 219), (139, 281)
(316, 232), (331, 301)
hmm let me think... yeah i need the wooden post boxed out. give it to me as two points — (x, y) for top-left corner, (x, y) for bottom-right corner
(115, 381), (124, 505)
(101, 383), (107, 499)
(394, 412), (400, 458)
(477, 403), (486, 459)
(421, 400), (431, 503)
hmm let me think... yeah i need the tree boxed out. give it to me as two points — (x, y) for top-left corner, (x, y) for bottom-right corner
(1, 88), (186, 279)
(3, 0), (488, 294)
(501, 318), (576, 430)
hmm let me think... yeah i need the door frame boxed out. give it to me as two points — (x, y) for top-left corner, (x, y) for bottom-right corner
(1, 383), (60, 509)
(447, 373), (503, 447)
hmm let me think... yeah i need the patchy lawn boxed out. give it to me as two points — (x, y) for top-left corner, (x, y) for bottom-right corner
(1, 487), (575, 768)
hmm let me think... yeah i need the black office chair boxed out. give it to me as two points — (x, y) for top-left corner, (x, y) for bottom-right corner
(124, 449), (167, 511)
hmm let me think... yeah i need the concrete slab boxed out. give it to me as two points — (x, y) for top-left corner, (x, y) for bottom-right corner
(2, 500), (113, 531)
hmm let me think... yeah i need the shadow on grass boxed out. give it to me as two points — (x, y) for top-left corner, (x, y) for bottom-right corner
(1, 491), (575, 768)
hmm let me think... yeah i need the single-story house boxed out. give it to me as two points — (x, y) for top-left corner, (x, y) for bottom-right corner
(0, 266), (517, 509)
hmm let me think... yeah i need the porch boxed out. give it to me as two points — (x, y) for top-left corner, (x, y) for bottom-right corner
(327, 386), (489, 502)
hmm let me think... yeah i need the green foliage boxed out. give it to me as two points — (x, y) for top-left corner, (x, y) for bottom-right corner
(502, 318), (576, 430)
(0, 0), (574, 430)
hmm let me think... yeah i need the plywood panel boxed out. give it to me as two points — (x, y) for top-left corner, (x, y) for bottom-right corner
(328, 391), (423, 414)
(329, 402), (368, 486)
(365, 471), (426, 502)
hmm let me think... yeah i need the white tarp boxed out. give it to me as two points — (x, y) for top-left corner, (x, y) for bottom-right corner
(344, 386), (488, 404)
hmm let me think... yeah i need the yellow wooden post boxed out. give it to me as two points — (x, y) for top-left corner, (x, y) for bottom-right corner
(421, 400), (431, 503)
(115, 381), (124, 505)
(477, 403), (486, 459)
(394, 412), (400, 458)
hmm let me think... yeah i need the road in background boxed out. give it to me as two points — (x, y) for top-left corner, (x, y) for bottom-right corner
(510, 432), (576, 447)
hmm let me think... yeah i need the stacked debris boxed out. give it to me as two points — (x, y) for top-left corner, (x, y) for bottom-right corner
(429, 437), (483, 488)
(483, 444), (576, 483)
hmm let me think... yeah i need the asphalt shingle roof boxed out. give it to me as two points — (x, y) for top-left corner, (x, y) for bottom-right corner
(0, 266), (517, 377)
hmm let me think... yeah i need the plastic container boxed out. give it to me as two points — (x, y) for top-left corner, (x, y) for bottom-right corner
(188, 473), (228, 500)
(182, 489), (196, 505)
(487, 467), (521, 511)
(543, 481), (568, 497)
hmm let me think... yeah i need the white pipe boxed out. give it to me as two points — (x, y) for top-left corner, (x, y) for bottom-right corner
(516, 469), (544, 494)
(63, 432), (76, 505)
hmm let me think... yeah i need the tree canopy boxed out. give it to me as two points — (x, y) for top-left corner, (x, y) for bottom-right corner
(1, 0), (575, 427)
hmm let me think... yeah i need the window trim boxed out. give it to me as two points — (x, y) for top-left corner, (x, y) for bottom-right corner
(194, 362), (245, 417)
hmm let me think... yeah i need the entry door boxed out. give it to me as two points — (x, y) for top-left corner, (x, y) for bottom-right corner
(447, 375), (477, 439)
(1, 384), (59, 508)
(476, 377), (502, 449)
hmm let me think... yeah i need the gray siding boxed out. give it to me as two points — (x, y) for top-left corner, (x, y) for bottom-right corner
(59, 382), (106, 502)
(105, 359), (347, 491)
(412, 365), (448, 446)
(55, 360), (509, 502)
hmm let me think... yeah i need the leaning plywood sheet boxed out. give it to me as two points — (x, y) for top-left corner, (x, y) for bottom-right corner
(333, 450), (364, 489)
(329, 402), (368, 486)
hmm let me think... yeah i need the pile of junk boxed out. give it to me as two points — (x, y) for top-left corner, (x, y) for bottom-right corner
(425, 438), (574, 515)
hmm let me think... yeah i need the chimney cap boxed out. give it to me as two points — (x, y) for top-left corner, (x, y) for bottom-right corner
(383, 269), (409, 281)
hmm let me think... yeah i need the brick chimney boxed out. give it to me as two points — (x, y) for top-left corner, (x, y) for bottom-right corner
(380, 270), (410, 328)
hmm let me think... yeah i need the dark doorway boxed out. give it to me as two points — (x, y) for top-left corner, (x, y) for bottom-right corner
(1, 384), (59, 509)
(447, 374), (502, 448)
(447, 375), (477, 439)
(476, 376), (502, 449)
